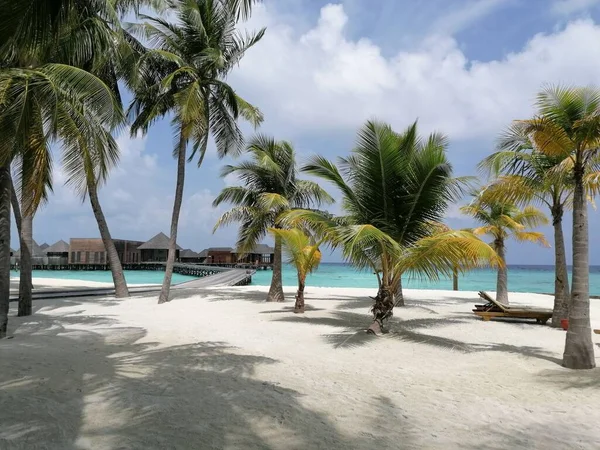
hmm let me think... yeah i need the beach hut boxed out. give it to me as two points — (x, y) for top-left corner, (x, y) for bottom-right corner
(139, 232), (182, 262)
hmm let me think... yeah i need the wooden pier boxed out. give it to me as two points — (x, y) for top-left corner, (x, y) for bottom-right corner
(9, 263), (254, 302)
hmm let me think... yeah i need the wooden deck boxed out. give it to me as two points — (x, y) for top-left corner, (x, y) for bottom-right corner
(9, 265), (254, 302)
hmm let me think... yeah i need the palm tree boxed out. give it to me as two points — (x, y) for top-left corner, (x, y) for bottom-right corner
(284, 120), (499, 333)
(512, 86), (600, 369)
(269, 228), (322, 313)
(461, 193), (549, 304)
(0, 0), (163, 304)
(213, 135), (333, 302)
(128, 0), (265, 304)
(0, 164), (11, 338)
(479, 144), (600, 326)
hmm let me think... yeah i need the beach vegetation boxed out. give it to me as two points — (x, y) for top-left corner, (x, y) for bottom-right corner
(507, 86), (600, 369)
(213, 135), (332, 302)
(461, 193), (549, 305)
(281, 120), (500, 334)
(269, 228), (323, 313)
(128, 0), (265, 303)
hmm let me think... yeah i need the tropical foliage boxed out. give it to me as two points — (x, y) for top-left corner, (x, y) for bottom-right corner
(461, 192), (549, 305)
(269, 228), (323, 313)
(213, 135), (332, 302)
(281, 120), (500, 334)
(507, 86), (600, 369)
(128, 0), (265, 303)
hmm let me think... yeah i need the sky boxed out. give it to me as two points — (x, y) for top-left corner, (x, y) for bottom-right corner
(21, 0), (600, 264)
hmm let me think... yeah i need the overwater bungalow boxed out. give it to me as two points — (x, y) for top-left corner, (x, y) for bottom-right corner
(44, 240), (70, 266)
(138, 232), (181, 262)
(69, 238), (144, 266)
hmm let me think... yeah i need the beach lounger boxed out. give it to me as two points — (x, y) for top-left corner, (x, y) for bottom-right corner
(473, 291), (552, 324)
(594, 329), (599, 334)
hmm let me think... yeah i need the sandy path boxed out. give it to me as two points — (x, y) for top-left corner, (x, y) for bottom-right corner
(1, 287), (599, 449)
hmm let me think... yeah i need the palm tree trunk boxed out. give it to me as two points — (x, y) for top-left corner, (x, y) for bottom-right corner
(563, 163), (595, 369)
(267, 234), (284, 302)
(15, 174), (33, 316)
(551, 206), (570, 327)
(159, 132), (186, 304)
(0, 162), (12, 339)
(18, 198), (33, 317)
(453, 266), (459, 291)
(368, 283), (394, 335)
(87, 177), (129, 298)
(495, 238), (509, 305)
(394, 275), (404, 307)
(294, 277), (305, 313)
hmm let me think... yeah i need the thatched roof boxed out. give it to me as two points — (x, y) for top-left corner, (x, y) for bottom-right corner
(208, 247), (234, 252)
(44, 240), (70, 254)
(15, 240), (45, 257)
(139, 232), (182, 250)
(180, 249), (200, 258)
(39, 243), (50, 250)
(249, 243), (274, 254)
(198, 249), (209, 258)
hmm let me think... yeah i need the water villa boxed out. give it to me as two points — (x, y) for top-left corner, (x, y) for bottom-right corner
(10, 232), (274, 271)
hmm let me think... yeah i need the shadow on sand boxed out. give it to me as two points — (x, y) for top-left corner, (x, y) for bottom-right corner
(0, 298), (407, 449)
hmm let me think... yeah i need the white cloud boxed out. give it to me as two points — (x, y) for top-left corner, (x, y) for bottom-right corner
(234, 5), (600, 142)
(552, 0), (600, 15)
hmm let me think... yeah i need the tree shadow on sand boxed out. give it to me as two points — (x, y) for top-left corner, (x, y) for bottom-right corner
(0, 300), (405, 449)
(274, 311), (562, 365)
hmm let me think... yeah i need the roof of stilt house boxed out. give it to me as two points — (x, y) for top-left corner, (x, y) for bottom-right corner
(229, 243), (275, 254)
(138, 232), (182, 250)
(44, 240), (70, 254)
(180, 249), (200, 258)
(198, 249), (209, 258)
(15, 240), (45, 257)
(39, 243), (50, 250)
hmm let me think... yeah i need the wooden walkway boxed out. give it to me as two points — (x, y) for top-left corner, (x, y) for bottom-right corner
(9, 267), (254, 302)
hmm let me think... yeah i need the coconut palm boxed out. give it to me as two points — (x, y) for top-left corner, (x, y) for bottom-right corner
(0, 0), (163, 306)
(510, 86), (600, 369)
(480, 144), (600, 326)
(213, 135), (333, 302)
(461, 194), (549, 304)
(269, 228), (323, 313)
(128, 0), (265, 304)
(284, 120), (499, 333)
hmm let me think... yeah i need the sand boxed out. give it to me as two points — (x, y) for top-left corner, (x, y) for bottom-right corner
(1, 286), (600, 449)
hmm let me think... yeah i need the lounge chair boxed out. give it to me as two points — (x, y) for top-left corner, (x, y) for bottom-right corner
(473, 291), (553, 325)
(594, 329), (599, 334)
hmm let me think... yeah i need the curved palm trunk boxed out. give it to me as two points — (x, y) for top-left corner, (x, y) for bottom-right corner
(87, 178), (129, 298)
(267, 234), (284, 302)
(294, 277), (305, 313)
(159, 133), (186, 304)
(0, 163), (12, 338)
(551, 207), (570, 327)
(563, 164), (595, 369)
(368, 283), (394, 335)
(495, 238), (509, 305)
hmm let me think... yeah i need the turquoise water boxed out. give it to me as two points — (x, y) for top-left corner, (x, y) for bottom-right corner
(252, 263), (600, 296)
(14, 270), (197, 285)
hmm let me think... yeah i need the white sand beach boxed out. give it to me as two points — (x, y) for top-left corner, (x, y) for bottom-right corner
(1, 286), (600, 449)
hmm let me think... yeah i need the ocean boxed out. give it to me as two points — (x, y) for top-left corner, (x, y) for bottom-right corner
(15, 270), (197, 285)
(251, 263), (600, 296)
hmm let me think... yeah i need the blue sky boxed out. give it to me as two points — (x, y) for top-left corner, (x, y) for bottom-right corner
(23, 0), (600, 264)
